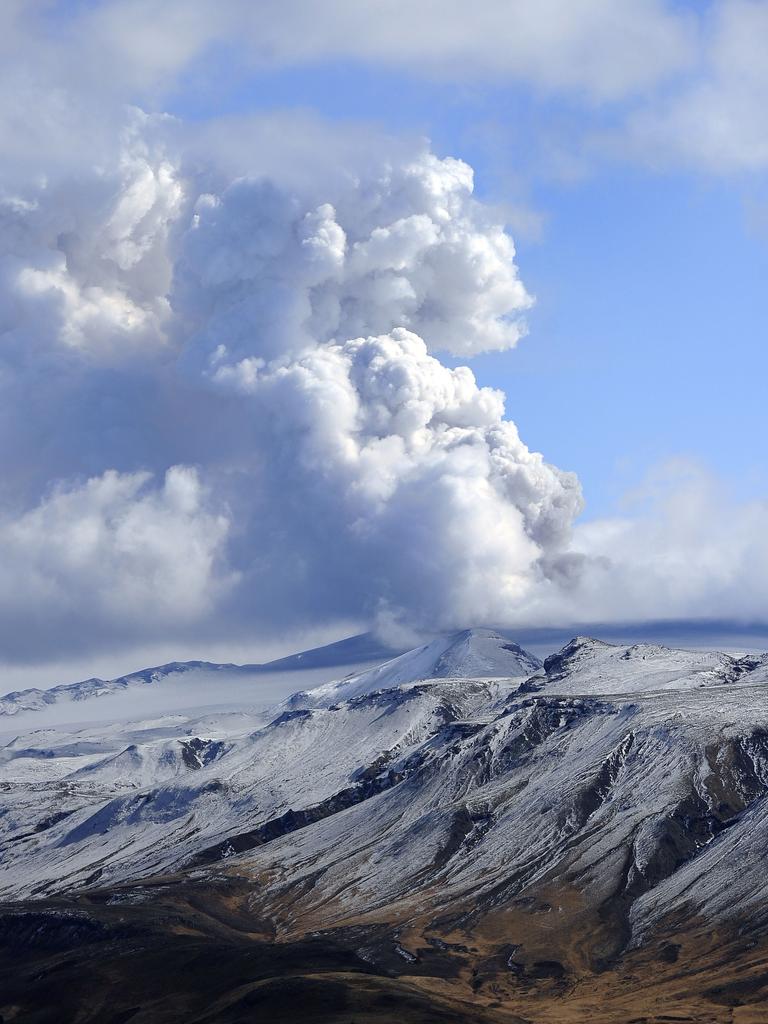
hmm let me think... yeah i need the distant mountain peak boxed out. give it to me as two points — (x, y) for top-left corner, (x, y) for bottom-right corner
(298, 627), (542, 708)
(539, 635), (742, 695)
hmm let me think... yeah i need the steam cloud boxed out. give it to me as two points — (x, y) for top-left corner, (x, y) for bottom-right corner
(0, 114), (585, 658)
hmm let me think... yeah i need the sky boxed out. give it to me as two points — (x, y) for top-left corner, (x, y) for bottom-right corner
(169, 57), (768, 514)
(0, 0), (767, 684)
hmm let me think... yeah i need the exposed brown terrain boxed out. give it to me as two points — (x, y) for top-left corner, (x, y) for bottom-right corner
(1, 868), (767, 1024)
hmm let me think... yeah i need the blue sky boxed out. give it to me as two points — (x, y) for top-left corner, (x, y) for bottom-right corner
(483, 169), (768, 514)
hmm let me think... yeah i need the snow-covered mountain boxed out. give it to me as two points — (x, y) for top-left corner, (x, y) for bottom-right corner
(0, 633), (406, 720)
(294, 628), (542, 707)
(2, 632), (768, 1022)
(521, 635), (747, 695)
(0, 661), (254, 718)
(0, 627), (538, 724)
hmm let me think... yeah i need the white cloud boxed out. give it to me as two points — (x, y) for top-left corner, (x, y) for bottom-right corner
(0, 103), (580, 656)
(174, 152), (531, 360)
(625, 1), (768, 173)
(0, 467), (232, 658)
(524, 461), (768, 626)
(2, 3), (762, 181)
(251, 0), (695, 100)
(0, 96), (764, 661)
(39, 0), (695, 103)
(0, 111), (182, 366)
(210, 327), (581, 636)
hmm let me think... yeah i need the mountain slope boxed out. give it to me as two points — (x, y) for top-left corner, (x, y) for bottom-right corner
(3, 634), (768, 1022)
(297, 628), (542, 707)
(521, 635), (746, 695)
(0, 634), (406, 720)
(0, 661), (257, 718)
(258, 631), (406, 672)
(0, 675), (521, 897)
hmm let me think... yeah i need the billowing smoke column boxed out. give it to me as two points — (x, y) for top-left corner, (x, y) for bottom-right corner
(0, 117), (582, 657)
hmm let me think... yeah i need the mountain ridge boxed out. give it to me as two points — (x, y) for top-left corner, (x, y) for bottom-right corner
(294, 628), (543, 708)
(0, 635), (406, 718)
